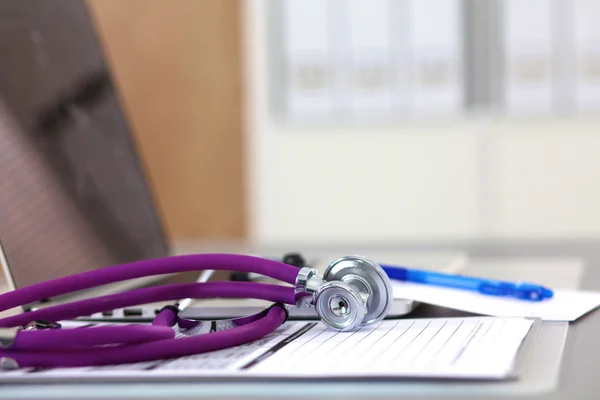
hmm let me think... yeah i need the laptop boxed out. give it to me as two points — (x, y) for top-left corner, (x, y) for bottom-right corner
(0, 0), (171, 313)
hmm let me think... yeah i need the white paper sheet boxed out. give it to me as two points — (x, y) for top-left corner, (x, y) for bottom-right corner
(393, 281), (600, 321)
(0, 317), (533, 382)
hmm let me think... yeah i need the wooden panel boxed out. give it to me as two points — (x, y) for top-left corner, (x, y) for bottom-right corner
(86, 0), (246, 241)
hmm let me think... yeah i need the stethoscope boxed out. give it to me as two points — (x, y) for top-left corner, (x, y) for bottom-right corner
(0, 253), (393, 370)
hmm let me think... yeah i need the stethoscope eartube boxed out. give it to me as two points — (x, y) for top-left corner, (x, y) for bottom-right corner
(0, 253), (392, 370)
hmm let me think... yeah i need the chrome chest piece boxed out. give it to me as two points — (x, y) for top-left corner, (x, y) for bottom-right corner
(295, 256), (393, 331)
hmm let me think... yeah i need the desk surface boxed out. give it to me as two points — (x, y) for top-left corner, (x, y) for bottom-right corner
(1, 239), (600, 400)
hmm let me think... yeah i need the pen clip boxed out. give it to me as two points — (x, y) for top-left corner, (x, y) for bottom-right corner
(478, 281), (551, 301)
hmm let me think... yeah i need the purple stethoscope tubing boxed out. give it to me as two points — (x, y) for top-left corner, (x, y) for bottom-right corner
(0, 254), (300, 369)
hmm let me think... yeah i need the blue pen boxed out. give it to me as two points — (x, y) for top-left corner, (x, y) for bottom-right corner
(380, 264), (553, 301)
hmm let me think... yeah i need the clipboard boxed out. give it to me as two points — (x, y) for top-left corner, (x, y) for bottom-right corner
(508, 317), (543, 379)
(0, 316), (543, 384)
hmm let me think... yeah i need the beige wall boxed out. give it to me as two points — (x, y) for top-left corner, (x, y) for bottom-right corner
(87, 0), (246, 242)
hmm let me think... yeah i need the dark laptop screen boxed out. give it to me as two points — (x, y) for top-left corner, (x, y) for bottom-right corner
(0, 0), (169, 289)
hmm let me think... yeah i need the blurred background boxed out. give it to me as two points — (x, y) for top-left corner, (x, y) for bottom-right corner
(82, 0), (600, 245)
(235, 0), (600, 245)
(4, 0), (600, 253)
